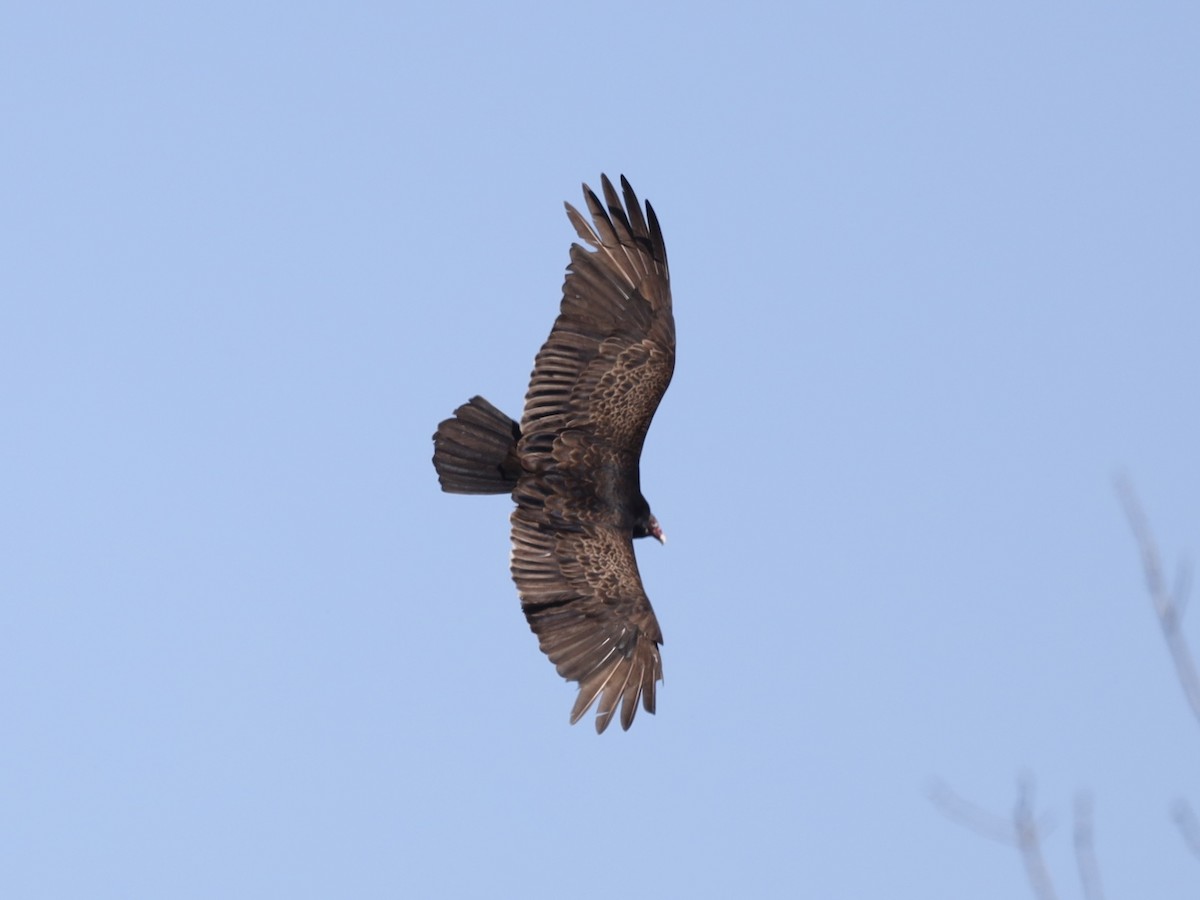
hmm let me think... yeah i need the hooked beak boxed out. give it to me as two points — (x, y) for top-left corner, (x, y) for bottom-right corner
(649, 517), (666, 545)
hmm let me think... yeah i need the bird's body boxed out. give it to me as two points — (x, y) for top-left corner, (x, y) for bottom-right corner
(432, 175), (673, 732)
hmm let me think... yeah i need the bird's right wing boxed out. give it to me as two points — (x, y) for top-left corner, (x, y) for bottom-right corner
(518, 175), (674, 465)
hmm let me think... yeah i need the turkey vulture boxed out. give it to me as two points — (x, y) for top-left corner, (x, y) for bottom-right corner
(431, 175), (674, 733)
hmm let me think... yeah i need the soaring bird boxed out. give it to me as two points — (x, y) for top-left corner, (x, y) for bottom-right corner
(432, 175), (674, 732)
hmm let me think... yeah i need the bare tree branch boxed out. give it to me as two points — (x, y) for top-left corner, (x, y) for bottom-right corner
(931, 479), (1199, 895)
(1114, 473), (1200, 726)
(928, 779), (1019, 845)
(1171, 799), (1200, 860)
(1013, 774), (1060, 900)
(1176, 560), (1193, 620)
(1117, 475), (1200, 860)
(929, 774), (1059, 900)
(1073, 792), (1107, 900)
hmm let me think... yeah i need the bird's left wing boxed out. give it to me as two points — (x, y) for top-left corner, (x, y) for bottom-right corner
(510, 506), (663, 733)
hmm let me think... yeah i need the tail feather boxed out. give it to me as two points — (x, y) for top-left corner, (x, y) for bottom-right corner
(432, 396), (522, 494)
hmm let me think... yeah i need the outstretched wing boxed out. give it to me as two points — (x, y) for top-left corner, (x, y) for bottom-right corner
(518, 174), (674, 463)
(510, 507), (663, 733)
(510, 175), (673, 731)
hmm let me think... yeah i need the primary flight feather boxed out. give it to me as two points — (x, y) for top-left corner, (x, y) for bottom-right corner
(432, 174), (674, 733)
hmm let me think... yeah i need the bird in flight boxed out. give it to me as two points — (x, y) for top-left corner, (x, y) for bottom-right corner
(432, 175), (675, 732)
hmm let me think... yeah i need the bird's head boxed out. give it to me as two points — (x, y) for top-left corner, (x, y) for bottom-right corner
(635, 513), (666, 545)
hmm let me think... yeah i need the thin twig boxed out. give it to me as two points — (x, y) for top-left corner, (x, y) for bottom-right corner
(1014, 774), (1060, 900)
(1171, 799), (1200, 860)
(928, 779), (1017, 844)
(1114, 474), (1200, 726)
(929, 775), (1059, 900)
(1176, 561), (1193, 620)
(1073, 792), (1107, 900)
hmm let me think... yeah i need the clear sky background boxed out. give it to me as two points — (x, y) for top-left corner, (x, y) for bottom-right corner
(3, 3), (1199, 898)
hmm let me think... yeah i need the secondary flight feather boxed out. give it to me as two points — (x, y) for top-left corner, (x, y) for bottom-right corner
(432, 175), (674, 732)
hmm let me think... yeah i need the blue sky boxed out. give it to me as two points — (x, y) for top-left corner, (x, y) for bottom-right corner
(3, 2), (1199, 898)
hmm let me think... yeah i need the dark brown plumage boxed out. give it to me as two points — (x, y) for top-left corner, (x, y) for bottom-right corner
(431, 175), (674, 733)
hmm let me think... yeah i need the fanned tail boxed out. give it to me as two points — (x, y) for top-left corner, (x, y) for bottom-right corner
(432, 396), (522, 494)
